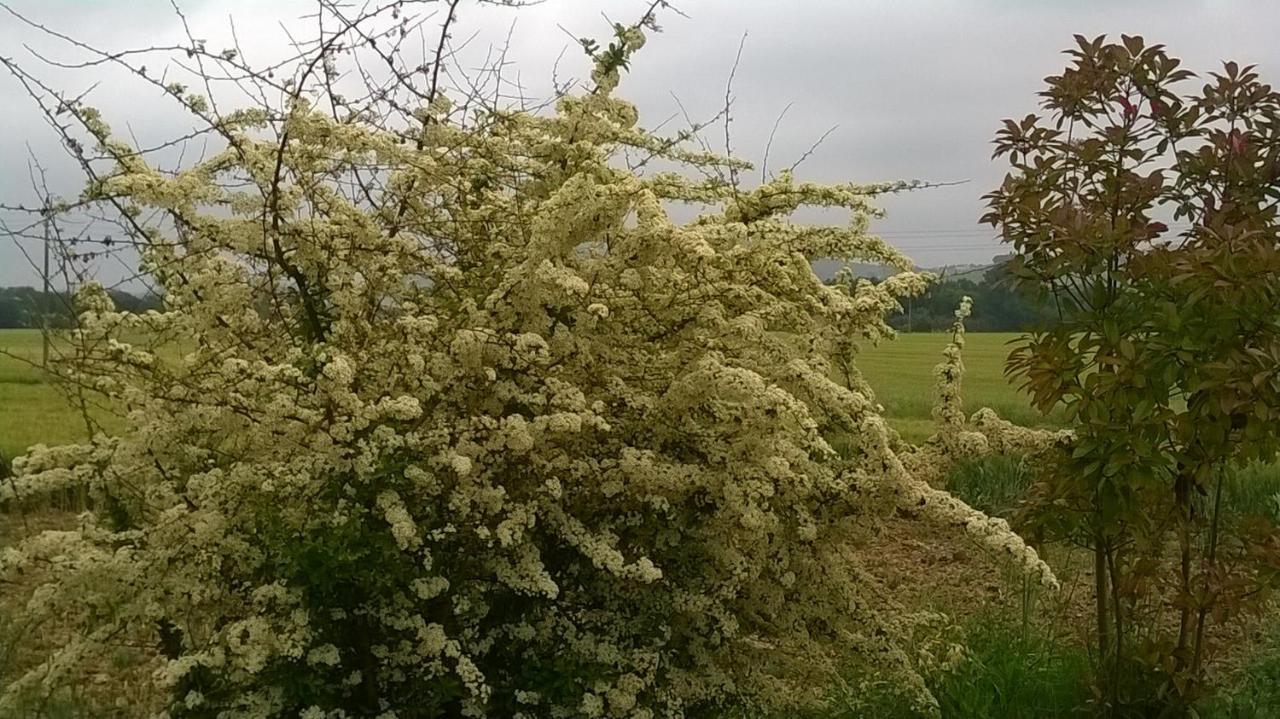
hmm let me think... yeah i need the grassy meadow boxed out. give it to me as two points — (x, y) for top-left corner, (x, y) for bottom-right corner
(0, 329), (93, 460)
(854, 331), (1062, 443)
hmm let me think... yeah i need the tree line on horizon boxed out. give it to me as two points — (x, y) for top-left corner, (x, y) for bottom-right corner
(882, 262), (1056, 332)
(0, 285), (161, 329)
(0, 268), (1052, 334)
(0, 263), (1052, 334)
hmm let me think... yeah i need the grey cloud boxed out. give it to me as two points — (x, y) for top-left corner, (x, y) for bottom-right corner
(1, 0), (1273, 287)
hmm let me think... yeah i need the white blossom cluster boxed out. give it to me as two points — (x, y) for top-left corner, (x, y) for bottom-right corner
(0, 25), (1055, 719)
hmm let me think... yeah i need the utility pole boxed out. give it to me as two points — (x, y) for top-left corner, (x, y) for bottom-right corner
(41, 209), (50, 368)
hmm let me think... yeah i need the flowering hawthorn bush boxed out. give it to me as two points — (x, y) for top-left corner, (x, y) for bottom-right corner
(1, 5), (1054, 717)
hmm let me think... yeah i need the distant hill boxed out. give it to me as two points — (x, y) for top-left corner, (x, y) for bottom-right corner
(811, 259), (1002, 283)
(929, 263), (994, 283)
(0, 286), (162, 329)
(810, 260), (899, 282)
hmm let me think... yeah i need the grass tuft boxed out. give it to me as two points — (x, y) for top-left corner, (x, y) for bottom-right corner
(928, 618), (1092, 718)
(813, 613), (1092, 718)
(946, 455), (1037, 519)
(1221, 462), (1280, 525)
(1198, 616), (1280, 718)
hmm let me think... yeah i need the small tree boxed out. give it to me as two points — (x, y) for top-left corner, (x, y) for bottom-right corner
(985, 34), (1280, 711)
(0, 3), (1056, 717)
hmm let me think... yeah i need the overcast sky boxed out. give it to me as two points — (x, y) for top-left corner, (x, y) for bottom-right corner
(2, 0), (1276, 288)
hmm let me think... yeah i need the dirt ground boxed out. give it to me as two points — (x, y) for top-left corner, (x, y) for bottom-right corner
(862, 512), (1276, 686)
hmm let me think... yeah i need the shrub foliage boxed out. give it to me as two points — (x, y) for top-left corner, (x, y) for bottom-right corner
(985, 34), (1280, 711)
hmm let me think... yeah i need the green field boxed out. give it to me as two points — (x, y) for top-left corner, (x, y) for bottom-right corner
(0, 329), (95, 460)
(0, 328), (1042, 459)
(855, 331), (1060, 443)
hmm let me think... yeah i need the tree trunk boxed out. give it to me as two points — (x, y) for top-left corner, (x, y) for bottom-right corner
(1095, 528), (1112, 701)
